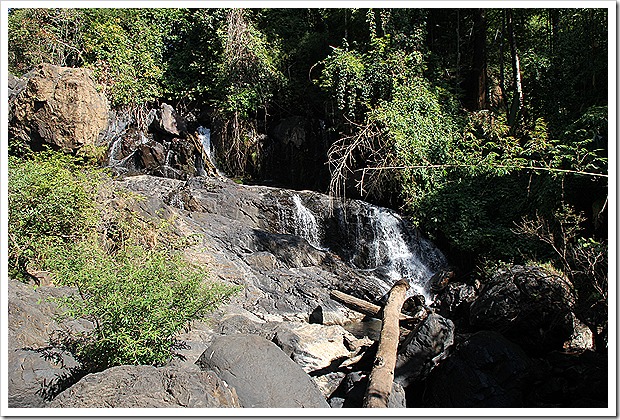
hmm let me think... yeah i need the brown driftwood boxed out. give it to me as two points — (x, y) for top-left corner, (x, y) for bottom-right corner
(362, 279), (410, 408)
(329, 289), (424, 326)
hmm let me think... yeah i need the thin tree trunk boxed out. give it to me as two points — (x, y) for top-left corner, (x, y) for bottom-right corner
(507, 9), (524, 129)
(363, 279), (410, 408)
(472, 8), (487, 109)
(500, 9), (507, 108)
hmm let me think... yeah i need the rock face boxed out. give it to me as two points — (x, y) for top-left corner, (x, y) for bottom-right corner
(394, 313), (455, 387)
(196, 334), (329, 408)
(423, 331), (532, 407)
(49, 365), (240, 408)
(8, 349), (79, 408)
(469, 265), (575, 353)
(7, 278), (92, 407)
(9, 63), (109, 151)
(118, 175), (446, 320)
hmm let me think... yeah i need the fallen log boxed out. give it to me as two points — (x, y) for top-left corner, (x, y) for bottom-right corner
(329, 289), (426, 326)
(363, 279), (410, 408)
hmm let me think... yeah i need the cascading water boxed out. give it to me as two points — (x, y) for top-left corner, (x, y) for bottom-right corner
(291, 194), (323, 250)
(197, 126), (226, 176)
(281, 192), (447, 301)
(359, 206), (445, 300)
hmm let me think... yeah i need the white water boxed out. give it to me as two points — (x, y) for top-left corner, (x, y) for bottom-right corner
(291, 194), (324, 250)
(197, 126), (226, 176)
(364, 207), (443, 300)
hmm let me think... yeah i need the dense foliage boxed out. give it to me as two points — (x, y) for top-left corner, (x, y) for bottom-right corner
(8, 152), (238, 370)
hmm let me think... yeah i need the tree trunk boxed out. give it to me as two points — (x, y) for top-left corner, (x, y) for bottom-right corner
(472, 9), (488, 109)
(363, 279), (410, 408)
(507, 9), (524, 130)
(329, 289), (426, 326)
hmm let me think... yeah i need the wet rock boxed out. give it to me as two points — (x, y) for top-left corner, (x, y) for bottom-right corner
(424, 331), (532, 407)
(196, 334), (329, 408)
(9, 63), (108, 151)
(49, 365), (239, 408)
(394, 313), (455, 387)
(469, 265), (576, 354)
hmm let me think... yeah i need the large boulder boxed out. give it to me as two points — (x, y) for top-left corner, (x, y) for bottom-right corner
(8, 278), (92, 351)
(9, 63), (109, 151)
(49, 365), (240, 408)
(196, 334), (329, 408)
(469, 265), (576, 353)
(423, 331), (532, 407)
(8, 349), (79, 408)
(271, 322), (358, 373)
(394, 313), (455, 387)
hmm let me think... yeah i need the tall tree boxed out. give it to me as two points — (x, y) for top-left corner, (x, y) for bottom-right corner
(507, 8), (524, 129)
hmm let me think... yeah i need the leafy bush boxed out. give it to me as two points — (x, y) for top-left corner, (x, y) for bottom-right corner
(9, 151), (238, 371)
(8, 151), (103, 280)
(46, 238), (237, 370)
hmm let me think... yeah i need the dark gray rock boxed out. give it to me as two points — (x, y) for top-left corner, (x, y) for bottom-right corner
(394, 313), (454, 387)
(150, 103), (187, 137)
(423, 331), (532, 407)
(195, 334), (329, 408)
(470, 265), (576, 353)
(432, 281), (478, 321)
(8, 278), (92, 351)
(49, 365), (239, 408)
(116, 174), (446, 320)
(8, 348), (79, 408)
(328, 371), (406, 408)
(137, 140), (166, 170)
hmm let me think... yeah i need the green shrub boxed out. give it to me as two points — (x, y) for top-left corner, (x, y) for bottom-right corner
(8, 151), (103, 280)
(9, 151), (239, 371)
(46, 239), (238, 370)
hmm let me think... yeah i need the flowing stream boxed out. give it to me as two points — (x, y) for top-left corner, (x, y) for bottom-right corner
(286, 193), (446, 301)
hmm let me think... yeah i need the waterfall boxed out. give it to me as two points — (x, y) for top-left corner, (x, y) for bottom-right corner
(364, 207), (444, 299)
(280, 191), (447, 301)
(291, 194), (324, 250)
(326, 200), (447, 301)
(197, 126), (226, 176)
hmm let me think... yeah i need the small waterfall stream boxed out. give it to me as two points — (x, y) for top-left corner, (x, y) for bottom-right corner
(197, 126), (226, 176)
(292, 194), (324, 250)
